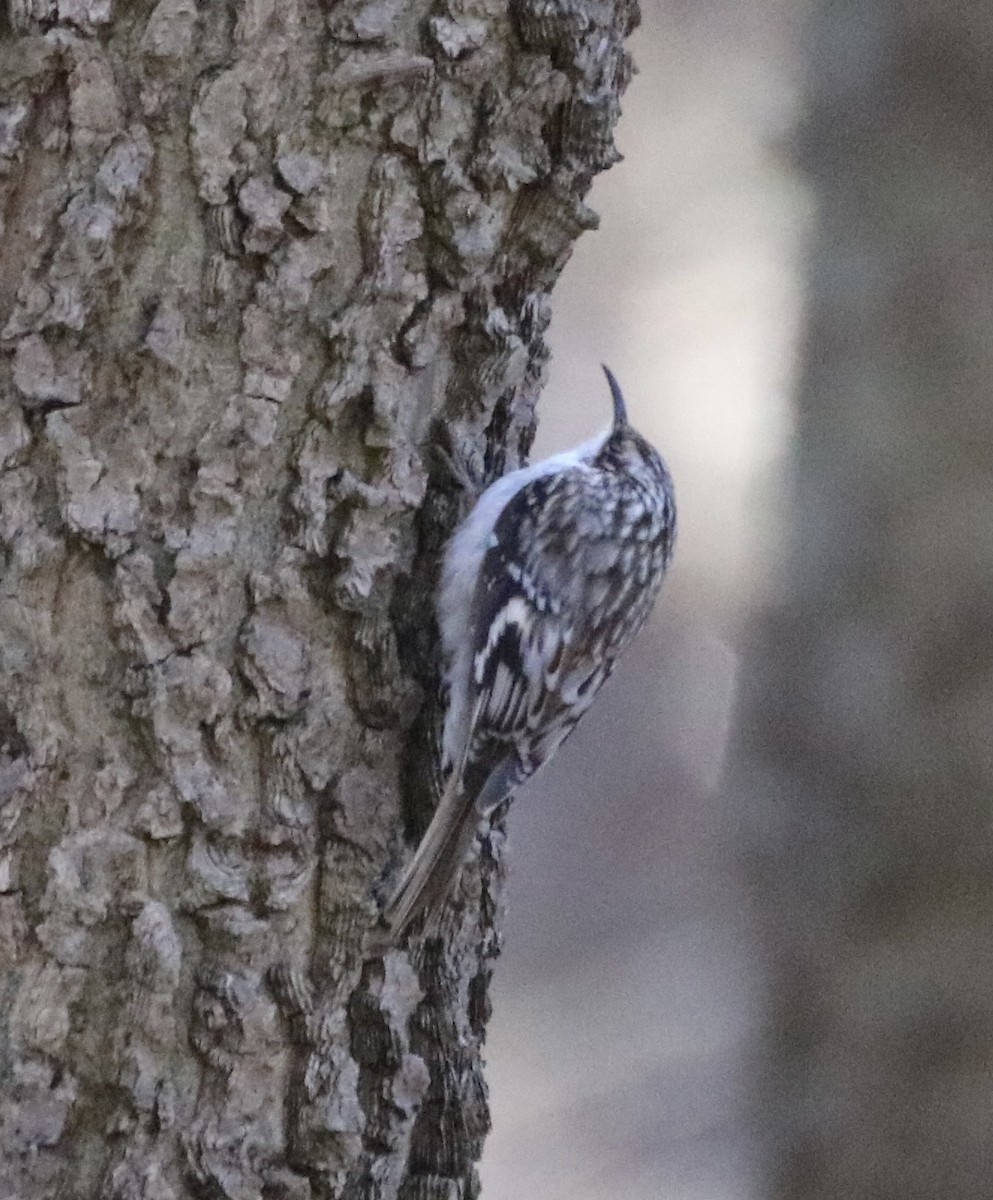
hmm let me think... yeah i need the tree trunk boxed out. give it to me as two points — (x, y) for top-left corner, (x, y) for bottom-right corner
(0, 2), (638, 1196)
(739, 4), (993, 1197)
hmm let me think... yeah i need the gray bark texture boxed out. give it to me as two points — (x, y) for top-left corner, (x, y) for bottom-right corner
(739, 4), (993, 1198)
(0, 1), (638, 1196)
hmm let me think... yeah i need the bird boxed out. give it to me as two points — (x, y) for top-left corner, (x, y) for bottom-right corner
(381, 365), (676, 941)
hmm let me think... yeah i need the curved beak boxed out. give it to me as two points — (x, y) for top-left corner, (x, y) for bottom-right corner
(601, 364), (627, 429)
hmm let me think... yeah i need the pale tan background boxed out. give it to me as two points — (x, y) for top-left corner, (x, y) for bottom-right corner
(482, 4), (809, 1197)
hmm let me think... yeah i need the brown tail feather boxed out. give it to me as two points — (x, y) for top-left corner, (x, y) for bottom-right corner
(382, 773), (480, 941)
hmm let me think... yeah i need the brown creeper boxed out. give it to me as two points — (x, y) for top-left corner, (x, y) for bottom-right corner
(383, 366), (676, 940)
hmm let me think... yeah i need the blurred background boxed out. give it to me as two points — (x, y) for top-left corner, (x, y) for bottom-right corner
(483, 3), (993, 1198)
(483, 5), (808, 1197)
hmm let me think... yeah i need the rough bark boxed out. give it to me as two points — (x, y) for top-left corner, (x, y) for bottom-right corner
(0, 1), (639, 1196)
(738, 5), (993, 1198)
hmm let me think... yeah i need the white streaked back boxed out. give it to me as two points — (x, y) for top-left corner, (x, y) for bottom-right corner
(437, 428), (612, 776)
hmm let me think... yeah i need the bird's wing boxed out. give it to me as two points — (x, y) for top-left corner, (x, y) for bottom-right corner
(461, 466), (631, 792)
